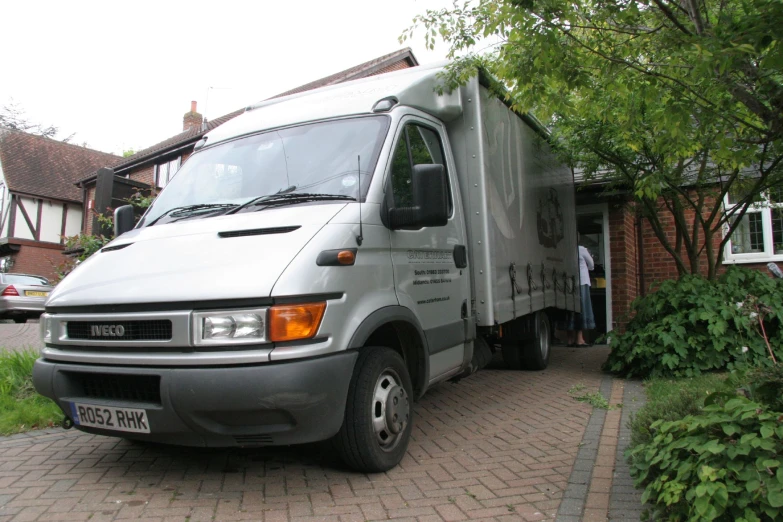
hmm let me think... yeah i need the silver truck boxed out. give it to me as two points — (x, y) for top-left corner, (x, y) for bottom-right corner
(33, 64), (579, 472)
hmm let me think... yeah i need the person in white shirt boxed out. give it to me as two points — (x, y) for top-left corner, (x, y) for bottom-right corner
(567, 239), (595, 347)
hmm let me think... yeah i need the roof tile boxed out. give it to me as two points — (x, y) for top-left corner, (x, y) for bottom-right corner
(0, 129), (121, 202)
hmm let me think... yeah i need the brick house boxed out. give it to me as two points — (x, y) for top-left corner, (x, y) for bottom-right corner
(75, 48), (419, 235)
(0, 129), (120, 280)
(575, 184), (780, 336)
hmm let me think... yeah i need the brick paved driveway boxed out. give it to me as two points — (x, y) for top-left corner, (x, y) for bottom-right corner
(0, 324), (42, 353)
(0, 346), (610, 521)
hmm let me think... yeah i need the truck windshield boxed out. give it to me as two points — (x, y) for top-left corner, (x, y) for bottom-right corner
(142, 115), (390, 226)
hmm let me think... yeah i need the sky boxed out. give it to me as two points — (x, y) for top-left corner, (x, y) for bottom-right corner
(0, 0), (455, 156)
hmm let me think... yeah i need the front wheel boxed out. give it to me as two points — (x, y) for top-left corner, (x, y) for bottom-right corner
(332, 347), (413, 472)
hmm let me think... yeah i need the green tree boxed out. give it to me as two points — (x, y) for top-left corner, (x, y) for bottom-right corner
(122, 149), (136, 158)
(403, 0), (783, 279)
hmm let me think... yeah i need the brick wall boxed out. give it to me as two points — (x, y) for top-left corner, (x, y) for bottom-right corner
(608, 202), (639, 332)
(128, 164), (155, 187)
(638, 194), (725, 290)
(8, 242), (65, 282)
(608, 193), (776, 331)
(84, 186), (96, 235)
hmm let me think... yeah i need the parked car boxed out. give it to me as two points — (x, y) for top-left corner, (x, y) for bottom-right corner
(0, 273), (52, 323)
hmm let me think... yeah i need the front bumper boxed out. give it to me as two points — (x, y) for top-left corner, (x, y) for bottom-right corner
(33, 351), (357, 447)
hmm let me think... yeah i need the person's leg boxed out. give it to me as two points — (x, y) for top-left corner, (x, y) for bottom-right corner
(565, 311), (579, 346)
(579, 284), (596, 346)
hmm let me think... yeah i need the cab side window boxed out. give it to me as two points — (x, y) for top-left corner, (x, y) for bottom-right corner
(389, 123), (452, 212)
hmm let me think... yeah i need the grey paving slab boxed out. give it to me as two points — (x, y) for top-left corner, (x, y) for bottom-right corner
(610, 379), (646, 521)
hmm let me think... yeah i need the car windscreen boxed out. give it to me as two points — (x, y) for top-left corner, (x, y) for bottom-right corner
(3, 275), (49, 286)
(141, 115), (390, 226)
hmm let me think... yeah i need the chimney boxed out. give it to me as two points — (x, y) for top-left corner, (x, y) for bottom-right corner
(183, 101), (203, 132)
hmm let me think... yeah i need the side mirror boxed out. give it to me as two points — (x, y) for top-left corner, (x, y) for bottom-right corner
(114, 205), (135, 237)
(389, 164), (449, 229)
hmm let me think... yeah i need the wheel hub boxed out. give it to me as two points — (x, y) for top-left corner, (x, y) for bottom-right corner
(384, 385), (409, 434)
(372, 370), (409, 450)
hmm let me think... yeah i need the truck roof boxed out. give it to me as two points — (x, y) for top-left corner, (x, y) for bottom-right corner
(204, 62), (461, 146)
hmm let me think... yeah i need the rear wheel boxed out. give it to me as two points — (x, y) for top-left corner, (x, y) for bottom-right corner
(501, 311), (551, 371)
(332, 347), (413, 472)
(521, 311), (551, 370)
(12, 317), (27, 324)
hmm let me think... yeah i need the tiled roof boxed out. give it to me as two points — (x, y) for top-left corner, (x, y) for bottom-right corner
(0, 129), (121, 202)
(271, 48), (419, 98)
(77, 48), (418, 184)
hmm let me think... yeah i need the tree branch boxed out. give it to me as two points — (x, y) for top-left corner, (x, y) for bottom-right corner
(650, 0), (693, 35)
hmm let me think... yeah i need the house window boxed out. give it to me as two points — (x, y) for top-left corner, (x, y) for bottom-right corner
(156, 157), (181, 189)
(724, 186), (783, 262)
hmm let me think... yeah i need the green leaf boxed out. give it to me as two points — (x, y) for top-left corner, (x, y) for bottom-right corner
(769, 489), (783, 508)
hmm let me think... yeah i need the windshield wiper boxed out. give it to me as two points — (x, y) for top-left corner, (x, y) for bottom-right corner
(227, 193), (355, 215)
(147, 203), (239, 227)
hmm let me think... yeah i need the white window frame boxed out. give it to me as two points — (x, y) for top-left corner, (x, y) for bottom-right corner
(155, 156), (181, 189)
(723, 190), (783, 264)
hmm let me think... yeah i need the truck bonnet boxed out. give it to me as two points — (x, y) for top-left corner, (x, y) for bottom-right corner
(46, 203), (347, 308)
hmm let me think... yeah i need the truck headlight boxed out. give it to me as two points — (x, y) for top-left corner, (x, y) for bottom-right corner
(193, 309), (266, 345)
(40, 313), (52, 343)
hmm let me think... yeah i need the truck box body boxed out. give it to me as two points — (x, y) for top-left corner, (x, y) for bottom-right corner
(447, 78), (580, 326)
(33, 63), (581, 471)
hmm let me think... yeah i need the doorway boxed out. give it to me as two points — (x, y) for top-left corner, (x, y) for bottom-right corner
(576, 205), (613, 339)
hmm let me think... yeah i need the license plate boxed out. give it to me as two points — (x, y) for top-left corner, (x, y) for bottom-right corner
(69, 403), (150, 433)
(25, 291), (48, 297)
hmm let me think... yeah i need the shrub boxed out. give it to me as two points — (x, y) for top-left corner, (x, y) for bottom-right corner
(604, 268), (783, 378)
(629, 374), (734, 449)
(746, 365), (783, 412)
(629, 396), (783, 521)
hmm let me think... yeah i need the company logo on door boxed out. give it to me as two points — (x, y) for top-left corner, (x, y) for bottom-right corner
(406, 250), (453, 263)
(91, 325), (125, 337)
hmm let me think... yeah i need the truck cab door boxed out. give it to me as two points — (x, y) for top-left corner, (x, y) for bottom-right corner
(384, 116), (471, 383)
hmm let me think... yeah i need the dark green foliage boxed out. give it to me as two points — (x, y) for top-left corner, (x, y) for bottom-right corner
(746, 365), (783, 412)
(629, 396), (783, 521)
(629, 374), (735, 449)
(604, 268), (783, 378)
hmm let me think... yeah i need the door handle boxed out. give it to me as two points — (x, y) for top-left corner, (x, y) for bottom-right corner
(454, 245), (467, 268)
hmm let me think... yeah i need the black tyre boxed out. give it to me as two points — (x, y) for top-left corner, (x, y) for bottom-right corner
(332, 347), (413, 472)
(12, 317), (27, 324)
(502, 342), (523, 370)
(521, 311), (551, 370)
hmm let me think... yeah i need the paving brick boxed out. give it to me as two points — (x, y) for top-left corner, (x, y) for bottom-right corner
(0, 347), (616, 521)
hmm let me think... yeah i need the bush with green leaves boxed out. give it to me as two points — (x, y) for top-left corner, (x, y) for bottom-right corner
(604, 268), (783, 378)
(629, 374), (735, 450)
(629, 396), (783, 521)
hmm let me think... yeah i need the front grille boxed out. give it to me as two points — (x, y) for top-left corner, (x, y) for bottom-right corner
(67, 372), (161, 404)
(67, 320), (172, 341)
